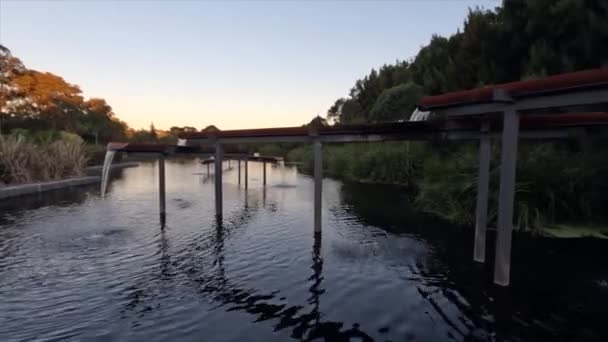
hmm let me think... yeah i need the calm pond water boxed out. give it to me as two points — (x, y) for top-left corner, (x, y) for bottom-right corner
(1, 159), (607, 341)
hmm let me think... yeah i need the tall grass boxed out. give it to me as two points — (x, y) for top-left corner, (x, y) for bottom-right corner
(287, 140), (608, 232)
(0, 135), (88, 186)
(287, 141), (425, 187)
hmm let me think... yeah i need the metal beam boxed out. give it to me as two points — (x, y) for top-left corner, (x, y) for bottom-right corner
(494, 109), (520, 286)
(313, 140), (322, 233)
(158, 155), (166, 223)
(178, 128), (585, 147)
(238, 159), (241, 185)
(244, 157), (248, 189)
(474, 123), (491, 263)
(215, 143), (223, 217)
(435, 88), (608, 117)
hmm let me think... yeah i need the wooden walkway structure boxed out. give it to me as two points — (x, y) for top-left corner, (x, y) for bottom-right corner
(108, 68), (608, 286)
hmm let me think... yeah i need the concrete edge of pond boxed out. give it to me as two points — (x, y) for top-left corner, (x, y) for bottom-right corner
(0, 162), (140, 200)
(0, 176), (101, 200)
(85, 161), (140, 175)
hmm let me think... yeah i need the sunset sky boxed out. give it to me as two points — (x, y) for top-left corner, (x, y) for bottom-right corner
(0, 0), (498, 130)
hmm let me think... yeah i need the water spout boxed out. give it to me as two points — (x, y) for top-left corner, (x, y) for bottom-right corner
(409, 108), (431, 122)
(100, 150), (116, 197)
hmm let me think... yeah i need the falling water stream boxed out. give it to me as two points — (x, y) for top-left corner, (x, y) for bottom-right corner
(100, 150), (116, 197)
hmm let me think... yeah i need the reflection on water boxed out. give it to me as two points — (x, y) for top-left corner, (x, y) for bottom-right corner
(1, 159), (607, 341)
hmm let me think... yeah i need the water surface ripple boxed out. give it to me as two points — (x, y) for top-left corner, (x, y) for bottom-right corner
(1, 160), (607, 341)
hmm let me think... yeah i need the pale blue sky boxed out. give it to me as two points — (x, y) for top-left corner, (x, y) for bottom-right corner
(0, 0), (498, 130)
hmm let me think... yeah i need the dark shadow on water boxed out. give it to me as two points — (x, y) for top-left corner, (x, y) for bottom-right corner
(338, 181), (608, 341)
(0, 169), (127, 223)
(116, 180), (608, 341)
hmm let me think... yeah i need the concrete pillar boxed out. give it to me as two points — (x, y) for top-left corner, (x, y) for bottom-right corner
(158, 155), (166, 223)
(474, 122), (491, 263)
(244, 158), (249, 189)
(313, 140), (322, 233)
(494, 109), (519, 286)
(238, 159), (241, 185)
(215, 144), (223, 217)
(263, 161), (267, 186)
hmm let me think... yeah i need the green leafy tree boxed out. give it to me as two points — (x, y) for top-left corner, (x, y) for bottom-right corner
(369, 82), (423, 122)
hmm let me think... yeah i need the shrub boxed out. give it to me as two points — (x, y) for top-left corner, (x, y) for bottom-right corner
(0, 135), (88, 186)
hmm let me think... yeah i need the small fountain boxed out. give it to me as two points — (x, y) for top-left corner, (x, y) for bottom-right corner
(100, 150), (116, 197)
(275, 159), (297, 188)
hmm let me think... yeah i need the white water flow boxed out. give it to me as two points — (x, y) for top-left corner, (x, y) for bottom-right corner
(100, 151), (116, 197)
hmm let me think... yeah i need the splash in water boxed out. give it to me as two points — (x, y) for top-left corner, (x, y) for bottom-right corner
(100, 150), (116, 197)
(274, 159), (297, 188)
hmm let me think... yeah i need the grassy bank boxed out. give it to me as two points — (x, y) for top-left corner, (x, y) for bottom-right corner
(286, 141), (608, 234)
(0, 131), (88, 186)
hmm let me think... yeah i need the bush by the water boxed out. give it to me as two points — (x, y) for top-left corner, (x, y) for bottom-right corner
(0, 131), (88, 186)
(287, 142), (423, 187)
(287, 141), (608, 232)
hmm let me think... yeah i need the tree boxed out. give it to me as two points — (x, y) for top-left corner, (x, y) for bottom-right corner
(325, 1), (608, 124)
(369, 82), (423, 122)
(149, 122), (158, 140)
(82, 98), (114, 145)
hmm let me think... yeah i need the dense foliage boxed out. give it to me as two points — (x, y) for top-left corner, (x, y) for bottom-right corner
(327, 1), (608, 125)
(0, 132), (87, 185)
(1, 45), (200, 145)
(296, 0), (608, 231)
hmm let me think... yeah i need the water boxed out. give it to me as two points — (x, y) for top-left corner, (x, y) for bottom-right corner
(1, 159), (607, 341)
(100, 150), (116, 197)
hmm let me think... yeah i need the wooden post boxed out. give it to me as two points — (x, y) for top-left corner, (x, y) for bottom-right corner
(215, 144), (223, 218)
(207, 163), (210, 177)
(158, 155), (166, 223)
(494, 109), (519, 286)
(474, 122), (491, 263)
(238, 159), (241, 185)
(313, 140), (322, 233)
(263, 161), (267, 186)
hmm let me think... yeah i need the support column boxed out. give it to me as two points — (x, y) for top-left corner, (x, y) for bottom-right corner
(215, 144), (223, 218)
(494, 109), (519, 286)
(263, 161), (267, 186)
(238, 159), (241, 185)
(244, 158), (249, 189)
(474, 122), (491, 263)
(313, 140), (322, 233)
(158, 155), (166, 223)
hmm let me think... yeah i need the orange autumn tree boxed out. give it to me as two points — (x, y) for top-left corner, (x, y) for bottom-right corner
(0, 44), (128, 143)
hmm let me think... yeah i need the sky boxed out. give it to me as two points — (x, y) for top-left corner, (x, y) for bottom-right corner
(0, 0), (499, 130)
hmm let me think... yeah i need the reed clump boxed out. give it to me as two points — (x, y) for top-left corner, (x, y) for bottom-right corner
(0, 133), (87, 186)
